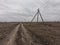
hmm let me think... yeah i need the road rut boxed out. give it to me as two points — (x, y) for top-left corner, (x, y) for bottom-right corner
(21, 24), (42, 45)
(0, 24), (20, 45)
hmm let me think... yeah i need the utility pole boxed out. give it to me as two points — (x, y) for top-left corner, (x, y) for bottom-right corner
(38, 8), (44, 22)
(31, 8), (44, 22)
(37, 13), (39, 22)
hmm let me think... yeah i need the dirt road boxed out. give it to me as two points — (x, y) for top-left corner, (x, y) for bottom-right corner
(0, 23), (51, 45)
(21, 24), (42, 45)
(0, 24), (20, 45)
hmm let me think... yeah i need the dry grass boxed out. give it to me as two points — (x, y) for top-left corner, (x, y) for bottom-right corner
(0, 22), (60, 45)
(24, 22), (60, 45)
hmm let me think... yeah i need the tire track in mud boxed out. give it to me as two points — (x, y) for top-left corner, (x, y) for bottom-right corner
(21, 24), (42, 45)
(0, 24), (20, 45)
(0, 23), (50, 45)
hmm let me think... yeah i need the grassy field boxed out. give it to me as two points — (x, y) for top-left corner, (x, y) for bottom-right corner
(0, 22), (60, 45)
(24, 22), (60, 45)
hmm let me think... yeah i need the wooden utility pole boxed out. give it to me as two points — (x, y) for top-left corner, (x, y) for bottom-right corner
(31, 8), (44, 22)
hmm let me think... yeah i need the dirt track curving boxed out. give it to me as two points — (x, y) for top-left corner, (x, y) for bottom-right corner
(0, 22), (60, 45)
(0, 23), (57, 45)
(0, 23), (41, 45)
(0, 24), (20, 45)
(21, 24), (42, 45)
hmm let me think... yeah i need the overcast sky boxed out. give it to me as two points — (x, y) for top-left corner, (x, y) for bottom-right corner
(0, 0), (60, 22)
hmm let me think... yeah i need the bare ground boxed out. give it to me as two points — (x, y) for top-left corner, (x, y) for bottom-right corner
(0, 22), (60, 45)
(0, 23), (20, 45)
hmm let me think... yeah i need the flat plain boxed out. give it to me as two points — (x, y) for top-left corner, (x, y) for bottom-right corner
(0, 22), (60, 45)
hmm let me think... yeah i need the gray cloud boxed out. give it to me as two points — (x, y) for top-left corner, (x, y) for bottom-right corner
(0, 0), (60, 22)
